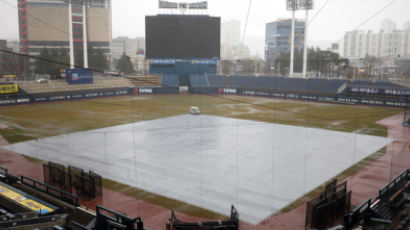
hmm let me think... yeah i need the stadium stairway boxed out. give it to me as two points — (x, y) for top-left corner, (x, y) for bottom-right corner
(126, 75), (161, 87)
(19, 78), (132, 94)
(371, 201), (395, 220)
(225, 75), (230, 88)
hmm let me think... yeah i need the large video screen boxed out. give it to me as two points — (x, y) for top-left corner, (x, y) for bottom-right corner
(146, 15), (220, 59)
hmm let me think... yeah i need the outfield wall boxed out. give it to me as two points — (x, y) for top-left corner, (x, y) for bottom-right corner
(0, 88), (129, 106)
(0, 86), (180, 106)
(0, 85), (408, 109)
(190, 87), (410, 108)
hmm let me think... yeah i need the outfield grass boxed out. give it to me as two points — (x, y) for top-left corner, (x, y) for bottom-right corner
(0, 95), (401, 143)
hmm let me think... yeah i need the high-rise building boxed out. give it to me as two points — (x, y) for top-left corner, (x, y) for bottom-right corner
(112, 36), (147, 73)
(221, 20), (241, 47)
(327, 43), (340, 54)
(343, 29), (410, 60)
(0, 40), (25, 76)
(17, 0), (112, 66)
(265, 19), (305, 71)
(380, 19), (396, 33)
(112, 37), (145, 58)
(221, 19), (241, 60)
(403, 21), (410, 31)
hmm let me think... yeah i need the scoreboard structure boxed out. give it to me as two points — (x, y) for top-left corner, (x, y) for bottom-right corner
(145, 14), (221, 86)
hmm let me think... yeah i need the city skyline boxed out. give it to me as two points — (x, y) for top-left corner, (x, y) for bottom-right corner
(0, 0), (409, 56)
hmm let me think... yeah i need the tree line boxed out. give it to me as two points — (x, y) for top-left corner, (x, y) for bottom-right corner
(274, 47), (349, 76)
(35, 47), (135, 77)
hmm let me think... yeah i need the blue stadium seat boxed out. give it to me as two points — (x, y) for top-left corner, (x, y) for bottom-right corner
(227, 75), (256, 88)
(350, 80), (372, 87)
(372, 81), (402, 88)
(189, 74), (209, 87)
(207, 75), (227, 87)
(316, 79), (350, 93)
(161, 74), (179, 87)
(271, 77), (305, 90)
(246, 76), (280, 88)
(295, 78), (327, 92)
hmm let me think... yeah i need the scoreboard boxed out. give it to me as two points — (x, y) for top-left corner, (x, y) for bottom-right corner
(145, 15), (220, 59)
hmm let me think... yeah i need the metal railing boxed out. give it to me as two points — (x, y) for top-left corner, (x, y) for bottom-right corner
(20, 176), (79, 207)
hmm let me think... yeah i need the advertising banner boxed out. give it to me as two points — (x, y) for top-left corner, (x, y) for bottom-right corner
(159, 0), (207, 9)
(66, 69), (93, 85)
(0, 83), (18, 94)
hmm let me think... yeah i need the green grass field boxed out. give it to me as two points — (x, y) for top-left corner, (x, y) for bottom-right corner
(0, 94), (401, 143)
(0, 95), (403, 218)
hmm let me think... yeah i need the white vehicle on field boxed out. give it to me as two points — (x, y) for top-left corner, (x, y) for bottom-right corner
(189, 106), (200, 115)
(36, 78), (48, 83)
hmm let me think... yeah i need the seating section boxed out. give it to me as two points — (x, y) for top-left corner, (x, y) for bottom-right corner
(350, 79), (372, 87)
(372, 81), (402, 88)
(272, 77), (305, 90)
(344, 168), (410, 229)
(246, 76), (280, 88)
(295, 78), (327, 92)
(127, 75), (161, 87)
(18, 74), (408, 96)
(227, 75), (255, 88)
(316, 79), (350, 93)
(208, 75), (228, 87)
(202, 75), (409, 94)
(19, 78), (131, 94)
(189, 74), (209, 87)
(161, 74), (179, 87)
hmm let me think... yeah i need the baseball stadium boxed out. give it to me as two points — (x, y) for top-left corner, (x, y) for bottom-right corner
(0, 1), (410, 230)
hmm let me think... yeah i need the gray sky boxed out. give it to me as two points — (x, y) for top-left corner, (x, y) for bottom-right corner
(1, 0), (410, 56)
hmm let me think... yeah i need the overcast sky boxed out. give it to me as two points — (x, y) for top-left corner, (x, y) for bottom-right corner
(1, 0), (410, 56)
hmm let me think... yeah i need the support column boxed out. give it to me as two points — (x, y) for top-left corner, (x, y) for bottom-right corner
(289, 9), (295, 78)
(83, 1), (88, 68)
(302, 9), (309, 78)
(68, 1), (74, 69)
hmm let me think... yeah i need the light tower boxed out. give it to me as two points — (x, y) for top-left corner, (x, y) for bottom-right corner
(286, 0), (314, 78)
(66, 0), (89, 69)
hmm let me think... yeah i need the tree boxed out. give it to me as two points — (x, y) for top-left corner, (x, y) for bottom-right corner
(220, 60), (234, 75)
(88, 46), (108, 72)
(35, 48), (70, 78)
(116, 53), (134, 75)
(35, 48), (52, 75)
(396, 59), (410, 78)
(275, 47), (347, 76)
(363, 54), (379, 77)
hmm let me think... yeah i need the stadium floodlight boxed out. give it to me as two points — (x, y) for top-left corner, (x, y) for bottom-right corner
(64, 0), (89, 69)
(286, 0), (314, 78)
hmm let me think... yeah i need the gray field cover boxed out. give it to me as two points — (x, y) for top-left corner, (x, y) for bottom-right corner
(1, 114), (392, 224)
